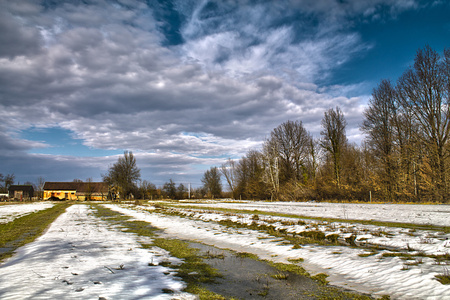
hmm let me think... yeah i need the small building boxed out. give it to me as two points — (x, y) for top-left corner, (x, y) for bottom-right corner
(43, 182), (108, 201)
(8, 185), (35, 201)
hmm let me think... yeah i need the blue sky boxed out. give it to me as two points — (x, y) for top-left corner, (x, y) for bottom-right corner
(0, 0), (449, 187)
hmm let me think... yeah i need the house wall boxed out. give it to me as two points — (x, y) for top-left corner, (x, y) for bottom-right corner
(44, 190), (78, 200)
(76, 193), (107, 201)
(44, 190), (107, 201)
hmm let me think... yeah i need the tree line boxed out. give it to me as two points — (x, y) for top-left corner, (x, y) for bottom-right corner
(213, 46), (450, 203)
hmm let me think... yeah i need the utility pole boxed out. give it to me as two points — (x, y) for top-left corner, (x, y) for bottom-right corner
(188, 183), (190, 199)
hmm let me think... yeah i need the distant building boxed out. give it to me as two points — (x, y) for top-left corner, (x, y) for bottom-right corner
(8, 185), (35, 201)
(43, 182), (108, 201)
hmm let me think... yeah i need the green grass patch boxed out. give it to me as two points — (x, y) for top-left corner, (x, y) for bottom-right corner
(0, 202), (71, 262)
(271, 272), (289, 280)
(235, 251), (259, 259)
(311, 273), (329, 285)
(288, 258), (304, 263)
(435, 267), (450, 285)
(152, 238), (222, 284)
(436, 274), (450, 285)
(266, 260), (310, 277)
(358, 250), (379, 257)
(381, 252), (412, 258)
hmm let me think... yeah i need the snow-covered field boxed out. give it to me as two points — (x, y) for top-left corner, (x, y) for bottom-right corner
(106, 203), (450, 300)
(177, 201), (450, 227)
(0, 204), (194, 300)
(1, 201), (449, 299)
(0, 202), (54, 224)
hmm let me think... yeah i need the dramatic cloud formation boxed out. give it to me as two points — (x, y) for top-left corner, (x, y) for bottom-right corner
(0, 0), (448, 186)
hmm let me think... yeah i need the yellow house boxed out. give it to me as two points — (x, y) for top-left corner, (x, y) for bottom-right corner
(43, 182), (108, 201)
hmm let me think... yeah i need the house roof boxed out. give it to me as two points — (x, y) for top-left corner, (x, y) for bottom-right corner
(43, 182), (108, 193)
(8, 185), (34, 192)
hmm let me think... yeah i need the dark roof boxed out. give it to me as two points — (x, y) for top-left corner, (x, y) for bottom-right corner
(44, 182), (77, 191)
(9, 185), (34, 192)
(43, 182), (108, 193)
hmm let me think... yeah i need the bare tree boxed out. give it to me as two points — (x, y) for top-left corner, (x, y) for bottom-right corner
(176, 183), (188, 200)
(268, 120), (312, 184)
(320, 107), (347, 189)
(36, 177), (45, 200)
(236, 150), (266, 200)
(103, 151), (141, 200)
(0, 174), (14, 193)
(306, 138), (320, 182)
(85, 177), (94, 201)
(362, 80), (399, 200)
(163, 179), (176, 199)
(140, 180), (156, 200)
(397, 46), (450, 202)
(202, 167), (222, 198)
(262, 138), (280, 200)
(220, 158), (239, 199)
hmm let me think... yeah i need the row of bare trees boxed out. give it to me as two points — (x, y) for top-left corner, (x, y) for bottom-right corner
(220, 46), (449, 203)
(362, 46), (450, 203)
(220, 112), (359, 202)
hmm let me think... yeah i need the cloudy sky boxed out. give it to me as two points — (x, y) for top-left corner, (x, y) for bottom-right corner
(1, 0), (449, 187)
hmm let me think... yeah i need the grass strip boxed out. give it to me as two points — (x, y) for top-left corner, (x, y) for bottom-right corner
(90, 204), (232, 300)
(0, 202), (71, 262)
(165, 203), (450, 233)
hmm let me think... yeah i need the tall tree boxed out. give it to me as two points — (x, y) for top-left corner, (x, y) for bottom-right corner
(362, 80), (399, 200)
(202, 167), (222, 198)
(36, 177), (45, 200)
(85, 177), (94, 201)
(163, 179), (176, 199)
(397, 46), (450, 202)
(268, 120), (311, 184)
(262, 138), (280, 200)
(320, 107), (347, 189)
(103, 151), (141, 200)
(220, 158), (239, 199)
(236, 150), (266, 200)
(3, 174), (15, 192)
(0, 174), (4, 193)
(176, 183), (188, 200)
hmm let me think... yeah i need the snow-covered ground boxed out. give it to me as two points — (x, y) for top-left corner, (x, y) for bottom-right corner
(0, 204), (195, 300)
(171, 208), (450, 256)
(1, 201), (449, 299)
(177, 201), (450, 227)
(0, 202), (54, 224)
(106, 204), (450, 300)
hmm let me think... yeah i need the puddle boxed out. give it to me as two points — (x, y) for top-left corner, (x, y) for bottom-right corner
(189, 242), (334, 300)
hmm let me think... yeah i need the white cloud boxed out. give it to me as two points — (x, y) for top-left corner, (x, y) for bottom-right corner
(0, 0), (428, 184)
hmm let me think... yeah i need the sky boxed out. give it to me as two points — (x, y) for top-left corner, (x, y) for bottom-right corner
(1, 0), (449, 188)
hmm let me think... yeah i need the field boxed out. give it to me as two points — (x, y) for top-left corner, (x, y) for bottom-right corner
(0, 201), (449, 299)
